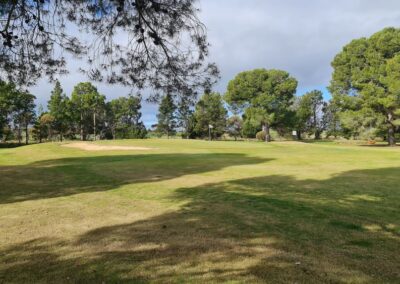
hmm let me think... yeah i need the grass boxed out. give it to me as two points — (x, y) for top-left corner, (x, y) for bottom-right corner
(0, 139), (399, 283)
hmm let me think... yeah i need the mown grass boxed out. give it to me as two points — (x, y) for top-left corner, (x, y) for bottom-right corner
(0, 139), (399, 283)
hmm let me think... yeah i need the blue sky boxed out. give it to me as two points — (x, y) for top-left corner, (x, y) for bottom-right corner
(29, 0), (400, 126)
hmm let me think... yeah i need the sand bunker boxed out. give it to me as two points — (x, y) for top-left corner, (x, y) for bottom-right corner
(62, 142), (154, 151)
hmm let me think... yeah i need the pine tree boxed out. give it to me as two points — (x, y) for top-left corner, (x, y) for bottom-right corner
(48, 80), (70, 141)
(177, 95), (195, 139)
(156, 94), (177, 138)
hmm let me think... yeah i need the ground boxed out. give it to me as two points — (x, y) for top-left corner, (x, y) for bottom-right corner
(0, 139), (399, 283)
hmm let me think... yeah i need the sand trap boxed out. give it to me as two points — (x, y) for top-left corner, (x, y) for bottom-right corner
(62, 142), (154, 151)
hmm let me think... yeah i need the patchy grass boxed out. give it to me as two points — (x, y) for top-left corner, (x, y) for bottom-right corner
(0, 139), (399, 283)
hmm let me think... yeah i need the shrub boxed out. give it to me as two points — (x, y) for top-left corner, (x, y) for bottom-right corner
(256, 131), (266, 141)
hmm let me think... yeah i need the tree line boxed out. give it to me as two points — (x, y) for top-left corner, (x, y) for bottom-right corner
(156, 27), (400, 146)
(0, 81), (147, 144)
(1, 27), (399, 145)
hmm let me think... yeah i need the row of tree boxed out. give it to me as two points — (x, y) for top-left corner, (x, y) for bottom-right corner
(155, 27), (400, 145)
(154, 75), (330, 142)
(1, 27), (399, 145)
(0, 81), (147, 144)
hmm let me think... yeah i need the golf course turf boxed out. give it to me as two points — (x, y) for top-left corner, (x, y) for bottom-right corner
(0, 139), (399, 283)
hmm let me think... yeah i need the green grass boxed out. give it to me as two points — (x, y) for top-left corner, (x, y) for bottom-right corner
(0, 139), (399, 283)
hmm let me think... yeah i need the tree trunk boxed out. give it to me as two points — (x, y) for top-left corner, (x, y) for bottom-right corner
(80, 111), (84, 141)
(17, 126), (22, 144)
(25, 122), (29, 145)
(315, 130), (321, 140)
(262, 124), (271, 142)
(60, 132), (63, 142)
(388, 125), (396, 146)
(93, 112), (96, 141)
(387, 113), (396, 146)
(296, 130), (302, 140)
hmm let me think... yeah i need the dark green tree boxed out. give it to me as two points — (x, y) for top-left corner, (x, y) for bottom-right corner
(12, 90), (36, 144)
(294, 90), (325, 139)
(193, 92), (227, 139)
(156, 93), (176, 138)
(48, 80), (70, 141)
(70, 82), (105, 141)
(106, 95), (147, 139)
(330, 27), (400, 145)
(176, 95), (195, 139)
(0, 81), (16, 142)
(224, 69), (297, 142)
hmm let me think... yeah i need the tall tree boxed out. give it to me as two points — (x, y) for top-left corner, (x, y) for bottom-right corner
(295, 90), (325, 139)
(48, 80), (70, 141)
(330, 27), (400, 146)
(70, 82), (104, 141)
(176, 95), (195, 139)
(0, 81), (16, 142)
(156, 93), (176, 138)
(12, 90), (36, 144)
(322, 100), (341, 138)
(224, 69), (297, 142)
(0, 0), (218, 96)
(193, 92), (227, 139)
(32, 113), (54, 143)
(105, 95), (146, 139)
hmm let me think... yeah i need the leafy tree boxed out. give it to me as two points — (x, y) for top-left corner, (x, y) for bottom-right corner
(70, 82), (105, 140)
(12, 90), (36, 144)
(32, 113), (54, 143)
(176, 95), (195, 139)
(193, 92), (227, 139)
(0, 0), (218, 96)
(322, 100), (341, 138)
(241, 107), (262, 138)
(106, 95), (146, 139)
(0, 81), (16, 141)
(294, 90), (325, 139)
(106, 99), (124, 140)
(156, 93), (176, 138)
(330, 27), (400, 145)
(225, 69), (297, 142)
(48, 80), (70, 141)
(226, 115), (243, 141)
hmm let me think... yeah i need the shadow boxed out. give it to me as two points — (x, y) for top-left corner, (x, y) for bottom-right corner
(0, 167), (399, 282)
(0, 153), (270, 204)
(359, 144), (399, 147)
(0, 142), (27, 148)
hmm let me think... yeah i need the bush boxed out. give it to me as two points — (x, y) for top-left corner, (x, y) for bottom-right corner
(256, 131), (266, 141)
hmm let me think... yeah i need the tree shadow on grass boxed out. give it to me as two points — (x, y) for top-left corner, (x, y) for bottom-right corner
(0, 167), (399, 283)
(0, 153), (271, 204)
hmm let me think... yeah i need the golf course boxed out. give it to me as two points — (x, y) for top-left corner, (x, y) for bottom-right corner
(0, 139), (399, 283)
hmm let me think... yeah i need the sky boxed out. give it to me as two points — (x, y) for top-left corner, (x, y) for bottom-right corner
(29, 0), (400, 127)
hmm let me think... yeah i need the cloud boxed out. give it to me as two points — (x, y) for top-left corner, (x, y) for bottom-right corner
(29, 0), (400, 125)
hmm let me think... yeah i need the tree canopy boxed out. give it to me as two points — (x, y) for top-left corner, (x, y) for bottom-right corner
(156, 93), (176, 137)
(0, 0), (218, 97)
(193, 92), (227, 139)
(330, 27), (400, 145)
(224, 69), (297, 141)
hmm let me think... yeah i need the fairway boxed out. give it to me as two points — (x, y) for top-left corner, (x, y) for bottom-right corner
(0, 140), (399, 283)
